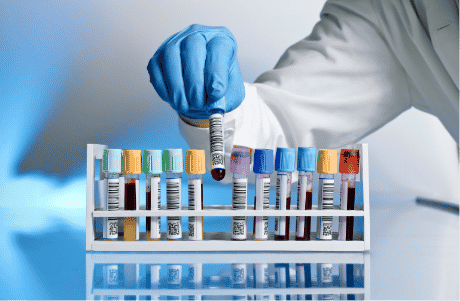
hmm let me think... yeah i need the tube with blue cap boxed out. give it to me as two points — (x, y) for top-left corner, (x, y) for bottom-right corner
(253, 149), (273, 241)
(295, 147), (316, 241)
(274, 148), (295, 241)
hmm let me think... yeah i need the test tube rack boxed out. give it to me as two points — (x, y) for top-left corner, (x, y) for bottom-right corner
(86, 252), (370, 299)
(86, 143), (370, 252)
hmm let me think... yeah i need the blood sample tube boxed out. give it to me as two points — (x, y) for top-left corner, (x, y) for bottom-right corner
(230, 148), (251, 241)
(295, 147), (316, 241)
(163, 149), (184, 240)
(274, 148), (295, 241)
(316, 149), (337, 240)
(122, 150), (142, 241)
(338, 149), (360, 241)
(102, 149), (122, 241)
(209, 97), (226, 181)
(143, 150), (162, 241)
(253, 149), (273, 241)
(186, 149), (205, 241)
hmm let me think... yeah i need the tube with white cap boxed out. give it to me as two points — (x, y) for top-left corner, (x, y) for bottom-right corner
(102, 149), (122, 241)
(143, 150), (162, 241)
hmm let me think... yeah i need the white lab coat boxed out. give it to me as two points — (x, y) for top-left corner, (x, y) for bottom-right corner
(179, 0), (459, 184)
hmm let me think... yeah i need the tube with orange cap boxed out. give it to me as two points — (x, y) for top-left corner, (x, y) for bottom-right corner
(338, 149), (360, 241)
(186, 149), (205, 241)
(122, 149), (142, 241)
(316, 149), (337, 240)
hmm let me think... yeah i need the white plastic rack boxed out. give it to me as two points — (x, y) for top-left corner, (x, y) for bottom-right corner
(86, 143), (370, 252)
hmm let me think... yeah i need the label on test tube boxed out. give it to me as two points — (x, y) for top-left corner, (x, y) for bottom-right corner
(275, 174), (288, 237)
(150, 176), (161, 239)
(319, 178), (334, 240)
(339, 181), (348, 241)
(232, 263), (247, 287)
(167, 178), (182, 240)
(296, 176), (308, 238)
(232, 178), (248, 240)
(209, 113), (225, 170)
(319, 263), (333, 286)
(188, 179), (203, 241)
(254, 177), (270, 240)
(106, 178), (119, 239)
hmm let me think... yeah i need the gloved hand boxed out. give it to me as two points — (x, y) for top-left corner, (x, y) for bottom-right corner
(147, 24), (245, 119)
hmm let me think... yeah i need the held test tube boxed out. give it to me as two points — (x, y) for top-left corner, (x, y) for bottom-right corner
(295, 147), (316, 241)
(274, 148), (295, 241)
(230, 148), (251, 240)
(122, 150), (142, 241)
(253, 149), (273, 241)
(143, 150), (162, 241)
(102, 149), (122, 240)
(163, 149), (184, 240)
(209, 97), (226, 181)
(186, 149), (205, 241)
(316, 149), (337, 240)
(338, 149), (360, 241)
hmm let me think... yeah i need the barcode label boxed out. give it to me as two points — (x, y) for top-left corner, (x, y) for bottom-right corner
(105, 178), (119, 239)
(167, 178), (181, 210)
(338, 181), (349, 241)
(167, 178), (181, 239)
(275, 175), (287, 236)
(188, 179), (202, 240)
(320, 179), (334, 210)
(167, 217), (181, 239)
(254, 177), (270, 240)
(232, 179), (247, 240)
(296, 175), (309, 237)
(232, 178), (247, 210)
(209, 113), (225, 169)
(151, 177), (161, 210)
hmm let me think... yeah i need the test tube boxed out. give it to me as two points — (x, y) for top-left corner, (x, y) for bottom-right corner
(338, 149), (360, 241)
(122, 150), (142, 241)
(253, 149), (273, 241)
(316, 149), (337, 240)
(186, 149), (205, 241)
(209, 97), (226, 181)
(102, 149), (122, 240)
(163, 149), (184, 240)
(230, 148), (251, 241)
(295, 147), (316, 241)
(274, 148), (295, 241)
(143, 150), (162, 241)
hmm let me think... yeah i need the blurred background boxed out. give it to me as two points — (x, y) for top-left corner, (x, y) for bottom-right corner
(0, 0), (458, 299)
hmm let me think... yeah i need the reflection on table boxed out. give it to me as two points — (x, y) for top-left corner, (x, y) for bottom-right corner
(86, 252), (369, 300)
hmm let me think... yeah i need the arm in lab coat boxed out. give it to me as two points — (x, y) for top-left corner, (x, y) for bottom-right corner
(178, 0), (412, 181)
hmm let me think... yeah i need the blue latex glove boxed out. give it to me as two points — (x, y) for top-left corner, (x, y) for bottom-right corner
(147, 24), (245, 119)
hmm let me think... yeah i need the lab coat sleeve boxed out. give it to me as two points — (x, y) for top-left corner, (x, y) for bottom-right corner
(178, 0), (412, 178)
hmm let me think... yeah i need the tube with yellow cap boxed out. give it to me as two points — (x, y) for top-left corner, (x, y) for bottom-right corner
(316, 149), (337, 240)
(163, 149), (184, 240)
(122, 149), (142, 241)
(186, 149), (205, 241)
(143, 150), (162, 241)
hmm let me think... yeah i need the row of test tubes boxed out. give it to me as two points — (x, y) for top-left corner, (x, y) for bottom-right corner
(231, 147), (360, 241)
(98, 146), (359, 242)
